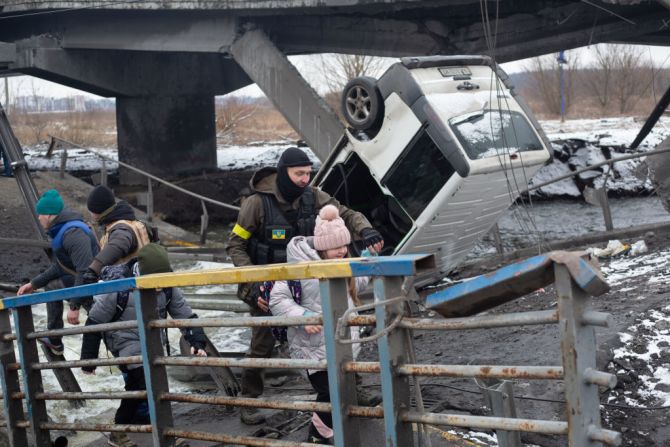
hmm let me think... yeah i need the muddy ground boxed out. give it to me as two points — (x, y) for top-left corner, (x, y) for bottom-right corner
(2, 172), (670, 446)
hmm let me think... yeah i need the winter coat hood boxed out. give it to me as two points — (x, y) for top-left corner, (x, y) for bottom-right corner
(99, 200), (136, 225)
(250, 167), (278, 194)
(269, 236), (367, 372)
(286, 236), (320, 263)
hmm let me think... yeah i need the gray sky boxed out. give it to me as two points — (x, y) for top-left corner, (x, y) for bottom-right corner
(3, 44), (670, 101)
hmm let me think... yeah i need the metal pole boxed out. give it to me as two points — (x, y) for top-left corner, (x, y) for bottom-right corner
(101, 158), (108, 187)
(4, 78), (8, 114)
(13, 306), (51, 446)
(321, 278), (361, 447)
(477, 379), (521, 447)
(147, 178), (154, 223)
(554, 264), (621, 447)
(199, 200), (208, 245)
(0, 309), (29, 446)
(59, 149), (67, 179)
(491, 223), (504, 255)
(631, 81), (670, 149)
(134, 289), (175, 447)
(374, 276), (414, 447)
(558, 51), (566, 123)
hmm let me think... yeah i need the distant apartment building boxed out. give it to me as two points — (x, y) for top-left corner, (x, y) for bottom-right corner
(14, 95), (115, 112)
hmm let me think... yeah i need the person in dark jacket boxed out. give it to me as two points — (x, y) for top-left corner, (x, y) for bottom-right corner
(82, 185), (152, 284)
(80, 243), (206, 447)
(17, 189), (99, 355)
(226, 146), (384, 424)
(0, 142), (12, 177)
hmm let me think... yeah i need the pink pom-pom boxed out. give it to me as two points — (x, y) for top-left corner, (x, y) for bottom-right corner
(319, 204), (340, 221)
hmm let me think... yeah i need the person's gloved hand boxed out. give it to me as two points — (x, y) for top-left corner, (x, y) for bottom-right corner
(361, 227), (384, 255)
(82, 269), (99, 285)
(190, 341), (207, 357)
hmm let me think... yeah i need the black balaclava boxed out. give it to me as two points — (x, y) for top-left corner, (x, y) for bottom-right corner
(276, 147), (313, 203)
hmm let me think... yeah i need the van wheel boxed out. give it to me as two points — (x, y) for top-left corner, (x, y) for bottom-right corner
(342, 76), (383, 131)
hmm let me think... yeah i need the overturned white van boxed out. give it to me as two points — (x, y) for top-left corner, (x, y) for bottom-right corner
(314, 56), (552, 284)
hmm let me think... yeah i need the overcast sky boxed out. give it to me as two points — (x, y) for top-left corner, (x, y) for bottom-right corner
(2, 44), (670, 101)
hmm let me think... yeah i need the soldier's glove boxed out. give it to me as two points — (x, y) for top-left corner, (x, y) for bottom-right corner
(361, 228), (384, 247)
(238, 282), (262, 309)
(184, 314), (207, 352)
(82, 269), (99, 285)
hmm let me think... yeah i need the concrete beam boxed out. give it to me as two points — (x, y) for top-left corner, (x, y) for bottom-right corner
(231, 28), (344, 162)
(0, 42), (16, 70)
(0, 0), (462, 13)
(61, 15), (238, 53)
(116, 95), (217, 183)
(254, 6), (666, 62)
(12, 47), (251, 97)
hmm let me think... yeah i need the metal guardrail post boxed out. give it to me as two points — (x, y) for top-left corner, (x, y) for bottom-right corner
(134, 289), (175, 446)
(200, 200), (208, 245)
(101, 158), (108, 187)
(0, 309), (29, 446)
(374, 277), (414, 447)
(147, 178), (154, 223)
(476, 379), (522, 447)
(554, 264), (619, 447)
(60, 148), (68, 179)
(321, 278), (361, 447)
(13, 306), (51, 446)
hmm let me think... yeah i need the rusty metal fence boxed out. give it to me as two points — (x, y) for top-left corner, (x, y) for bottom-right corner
(0, 253), (621, 446)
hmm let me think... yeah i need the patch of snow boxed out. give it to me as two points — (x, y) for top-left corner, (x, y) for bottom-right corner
(600, 249), (670, 285)
(612, 305), (670, 406)
(527, 161), (581, 197)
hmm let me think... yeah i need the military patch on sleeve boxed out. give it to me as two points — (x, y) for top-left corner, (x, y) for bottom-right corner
(271, 229), (286, 240)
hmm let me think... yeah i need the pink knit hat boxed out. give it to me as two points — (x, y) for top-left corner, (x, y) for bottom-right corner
(313, 205), (351, 250)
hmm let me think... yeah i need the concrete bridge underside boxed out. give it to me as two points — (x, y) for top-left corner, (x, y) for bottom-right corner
(0, 0), (668, 181)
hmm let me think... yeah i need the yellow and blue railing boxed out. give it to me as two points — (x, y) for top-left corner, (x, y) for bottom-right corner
(0, 252), (622, 447)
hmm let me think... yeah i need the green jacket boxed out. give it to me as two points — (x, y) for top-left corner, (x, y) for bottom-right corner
(226, 167), (372, 268)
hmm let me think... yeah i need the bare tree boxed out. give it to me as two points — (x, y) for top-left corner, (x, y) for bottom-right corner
(611, 44), (646, 114)
(215, 97), (257, 143)
(24, 79), (50, 144)
(585, 45), (617, 109)
(317, 54), (387, 93)
(524, 51), (580, 117)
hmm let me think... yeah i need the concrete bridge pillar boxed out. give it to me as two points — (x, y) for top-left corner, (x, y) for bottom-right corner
(116, 95), (216, 184)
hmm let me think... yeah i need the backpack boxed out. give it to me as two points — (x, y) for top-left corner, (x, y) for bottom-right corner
(262, 280), (302, 343)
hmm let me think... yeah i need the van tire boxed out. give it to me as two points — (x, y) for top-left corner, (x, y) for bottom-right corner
(341, 76), (384, 131)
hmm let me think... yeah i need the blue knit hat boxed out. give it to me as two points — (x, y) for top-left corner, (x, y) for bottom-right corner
(35, 189), (64, 215)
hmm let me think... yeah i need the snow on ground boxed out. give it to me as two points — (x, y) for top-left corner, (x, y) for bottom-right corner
(601, 249), (670, 407)
(22, 141), (321, 172)
(600, 248), (670, 286)
(541, 116), (670, 148)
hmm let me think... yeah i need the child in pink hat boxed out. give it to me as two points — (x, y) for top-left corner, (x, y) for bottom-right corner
(269, 205), (377, 444)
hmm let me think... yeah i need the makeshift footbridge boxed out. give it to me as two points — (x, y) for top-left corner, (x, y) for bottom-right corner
(0, 244), (622, 446)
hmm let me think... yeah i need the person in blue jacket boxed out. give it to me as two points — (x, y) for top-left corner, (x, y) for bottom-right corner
(17, 189), (99, 355)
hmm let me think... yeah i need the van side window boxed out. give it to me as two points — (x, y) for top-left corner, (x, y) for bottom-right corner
(383, 129), (455, 219)
(450, 110), (543, 160)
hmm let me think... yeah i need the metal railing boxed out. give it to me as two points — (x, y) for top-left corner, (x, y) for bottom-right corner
(0, 252), (621, 446)
(48, 135), (240, 244)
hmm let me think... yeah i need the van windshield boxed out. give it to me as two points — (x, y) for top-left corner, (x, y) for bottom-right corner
(450, 110), (544, 160)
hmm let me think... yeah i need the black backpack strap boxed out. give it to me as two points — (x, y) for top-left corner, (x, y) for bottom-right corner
(111, 291), (130, 323)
